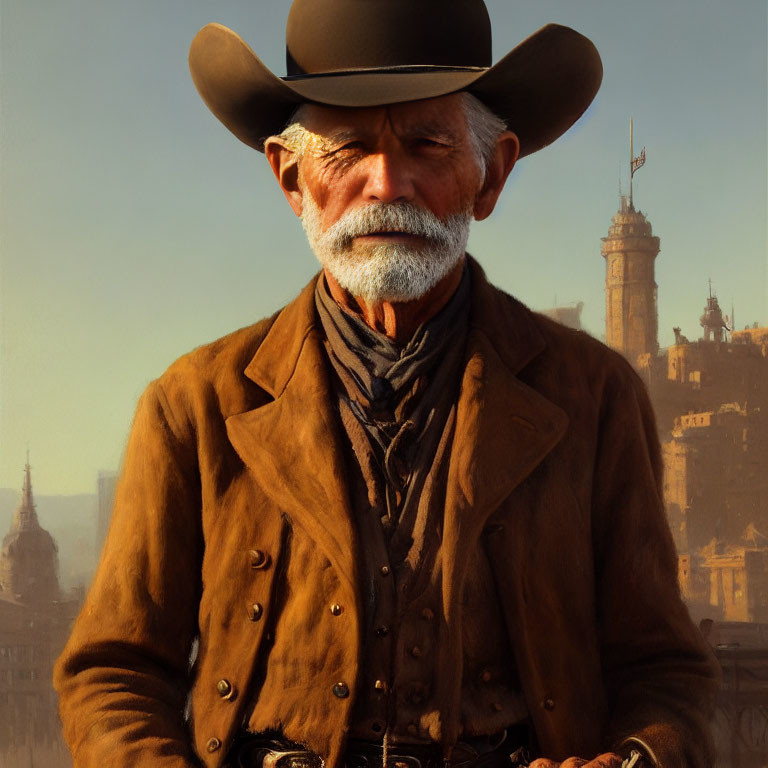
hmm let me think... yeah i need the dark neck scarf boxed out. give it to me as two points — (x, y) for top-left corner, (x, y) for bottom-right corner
(315, 267), (471, 533)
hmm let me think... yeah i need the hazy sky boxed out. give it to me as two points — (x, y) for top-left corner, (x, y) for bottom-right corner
(1, 0), (766, 496)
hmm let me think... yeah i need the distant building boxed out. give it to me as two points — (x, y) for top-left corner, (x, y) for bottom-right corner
(0, 463), (60, 604)
(600, 184), (768, 622)
(732, 324), (768, 355)
(0, 458), (81, 765)
(539, 302), (583, 330)
(700, 548), (768, 623)
(662, 404), (767, 553)
(96, 470), (118, 556)
(601, 195), (660, 364)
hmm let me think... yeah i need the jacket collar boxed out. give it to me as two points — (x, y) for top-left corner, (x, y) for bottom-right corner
(242, 257), (548, 394)
(226, 257), (568, 593)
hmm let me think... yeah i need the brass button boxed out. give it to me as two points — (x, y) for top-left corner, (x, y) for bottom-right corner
(542, 697), (555, 711)
(206, 737), (222, 753)
(249, 549), (271, 570)
(410, 645), (422, 658)
(330, 604), (343, 616)
(421, 608), (434, 621)
(374, 679), (388, 692)
(216, 679), (236, 700)
(248, 603), (263, 621)
(480, 669), (492, 683)
(380, 566), (390, 576)
(333, 681), (350, 699)
(483, 523), (504, 535)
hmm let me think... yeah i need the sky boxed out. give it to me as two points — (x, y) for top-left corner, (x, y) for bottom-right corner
(1, 0), (766, 496)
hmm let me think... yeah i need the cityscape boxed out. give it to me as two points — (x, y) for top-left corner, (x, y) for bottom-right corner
(1, 191), (766, 765)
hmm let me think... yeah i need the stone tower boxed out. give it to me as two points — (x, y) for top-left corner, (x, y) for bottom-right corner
(700, 283), (728, 343)
(601, 196), (661, 363)
(0, 457), (60, 603)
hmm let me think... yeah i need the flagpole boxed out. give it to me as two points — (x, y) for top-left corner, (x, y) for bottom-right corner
(629, 116), (634, 209)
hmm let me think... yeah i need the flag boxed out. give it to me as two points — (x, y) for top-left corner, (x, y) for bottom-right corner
(631, 147), (646, 176)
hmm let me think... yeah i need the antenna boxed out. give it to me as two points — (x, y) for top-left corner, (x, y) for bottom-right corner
(629, 117), (634, 208)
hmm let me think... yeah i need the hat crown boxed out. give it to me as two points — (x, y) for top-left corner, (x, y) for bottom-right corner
(285, 0), (492, 76)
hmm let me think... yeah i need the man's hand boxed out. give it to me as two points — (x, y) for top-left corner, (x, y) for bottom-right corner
(529, 753), (624, 768)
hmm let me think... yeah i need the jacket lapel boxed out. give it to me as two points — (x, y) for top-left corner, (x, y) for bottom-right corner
(442, 329), (569, 591)
(225, 277), (359, 592)
(225, 260), (569, 607)
(442, 258), (569, 581)
(437, 261), (569, 750)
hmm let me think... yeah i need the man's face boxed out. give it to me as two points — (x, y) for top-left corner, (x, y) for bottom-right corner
(296, 94), (484, 230)
(266, 93), (518, 303)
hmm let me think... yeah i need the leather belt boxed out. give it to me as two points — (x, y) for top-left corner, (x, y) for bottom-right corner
(224, 728), (531, 768)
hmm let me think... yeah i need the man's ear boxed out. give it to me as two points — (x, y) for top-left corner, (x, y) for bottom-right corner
(473, 131), (520, 221)
(265, 137), (304, 217)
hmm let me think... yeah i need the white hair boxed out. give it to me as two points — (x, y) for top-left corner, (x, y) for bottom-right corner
(273, 92), (507, 177)
(460, 92), (508, 177)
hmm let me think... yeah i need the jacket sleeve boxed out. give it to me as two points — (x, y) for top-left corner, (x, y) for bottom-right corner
(53, 379), (204, 768)
(591, 361), (720, 768)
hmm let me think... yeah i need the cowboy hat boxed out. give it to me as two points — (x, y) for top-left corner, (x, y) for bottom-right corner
(188, 0), (602, 159)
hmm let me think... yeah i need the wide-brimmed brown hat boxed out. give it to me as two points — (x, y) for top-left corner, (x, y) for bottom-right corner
(189, 0), (602, 158)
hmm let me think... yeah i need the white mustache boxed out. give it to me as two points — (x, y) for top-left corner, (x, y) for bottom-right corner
(320, 202), (466, 250)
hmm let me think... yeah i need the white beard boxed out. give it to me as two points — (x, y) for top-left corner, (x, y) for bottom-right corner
(300, 194), (472, 303)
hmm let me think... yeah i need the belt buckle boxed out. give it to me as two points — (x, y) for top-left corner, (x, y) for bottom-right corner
(388, 755), (422, 768)
(262, 750), (325, 768)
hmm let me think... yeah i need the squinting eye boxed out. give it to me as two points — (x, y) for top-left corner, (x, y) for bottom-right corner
(337, 141), (364, 152)
(416, 138), (448, 149)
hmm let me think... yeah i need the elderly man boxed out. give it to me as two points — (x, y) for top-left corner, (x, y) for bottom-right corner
(54, 2), (718, 768)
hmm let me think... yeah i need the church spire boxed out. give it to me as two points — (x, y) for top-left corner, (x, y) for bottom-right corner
(12, 452), (41, 532)
(1, 454), (60, 602)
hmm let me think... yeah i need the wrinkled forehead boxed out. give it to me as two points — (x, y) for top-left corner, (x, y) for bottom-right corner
(298, 93), (469, 144)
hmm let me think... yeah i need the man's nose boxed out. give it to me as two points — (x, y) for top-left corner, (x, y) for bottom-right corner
(362, 151), (415, 203)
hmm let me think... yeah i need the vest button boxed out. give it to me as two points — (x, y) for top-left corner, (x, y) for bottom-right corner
(216, 679), (235, 699)
(249, 549), (271, 570)
(206, 737), (222, 753)
(542, 696), (556, 711)
(333, 682), (349, 698)
(380, 566), (390, 576)
(410, 645), (422, 658)
(330, 603), (343, 616)
(374, 679), (388, 692)
(483, 523), (505, 535)
(249, 603), (263, 621)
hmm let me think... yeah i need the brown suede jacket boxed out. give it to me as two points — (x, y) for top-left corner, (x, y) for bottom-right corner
(54, 259), (719, 768)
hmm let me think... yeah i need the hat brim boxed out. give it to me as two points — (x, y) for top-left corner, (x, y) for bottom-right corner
(189, 22), (602, 158)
